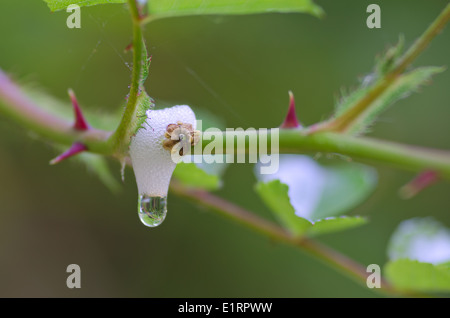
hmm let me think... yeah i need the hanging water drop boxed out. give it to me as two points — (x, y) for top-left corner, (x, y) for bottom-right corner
(138, 194), (168, 227)
(129, 105), (198, 228)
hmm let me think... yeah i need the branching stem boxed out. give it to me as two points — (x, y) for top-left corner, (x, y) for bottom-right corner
(170, 181), (428, 297)
(1, 73), (450, 179)
(313, 3), (450, 133)
(0, 0), (448, 298)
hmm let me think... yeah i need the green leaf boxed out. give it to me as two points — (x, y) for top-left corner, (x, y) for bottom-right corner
(255, 180), (312, 236)
(307, 216), (368, 237)
(173, 162), (221, 191)
(255, 180), (368, 237)
(147, 0), (324, 20)
(375, 35), (405, 76)
(387, 217), (450, 265)
(331, 30), (445, 135)
(345, 66), (445, 134)
(44, 0), (324, 17)
(256, 155), (377, 222)
(385, 218), (450, 293)
(43, 0), (125, 11)
(385, 259), (450, 293)
(310, 161), (377, 220)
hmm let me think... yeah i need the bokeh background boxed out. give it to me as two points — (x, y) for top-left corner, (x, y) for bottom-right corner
(0, 0), (449, 297)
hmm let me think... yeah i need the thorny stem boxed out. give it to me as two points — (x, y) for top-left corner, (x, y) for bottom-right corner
(0, 3), (448, 177)
(170, 181), (427, 297)
(0, 2), (448, 298)
(199, 130), (450, 180)
(314, 3), (450, 133)
(0, 71), (112, 154)
(1, 72), (450, 179)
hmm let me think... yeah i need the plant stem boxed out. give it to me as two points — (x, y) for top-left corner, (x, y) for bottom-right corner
(279, 131), (450, 179)
(395, 4), (450, 74)
(2, 73), (450, 177)
(109, 0), (145, 158)
(197, 129), (450, 180)
(1, 3), (448, 177)
(0, 70), (111, 154)
(315, 3), (450, 133)
(170, 181), (427, 297)
(0, 2), (446, 297)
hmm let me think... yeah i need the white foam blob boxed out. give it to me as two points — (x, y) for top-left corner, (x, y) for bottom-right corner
(129, 105), (197, 197)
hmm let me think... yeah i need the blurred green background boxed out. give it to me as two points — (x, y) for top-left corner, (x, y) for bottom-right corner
(0, 0), (449, 297)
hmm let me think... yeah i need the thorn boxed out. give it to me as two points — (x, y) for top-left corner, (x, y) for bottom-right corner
(280, 91), (302, 129)
(399, 170), (439, 199)
(124, 42), (133, 53)
(50, 142), (87, 165)
(68, 89), (89, 131)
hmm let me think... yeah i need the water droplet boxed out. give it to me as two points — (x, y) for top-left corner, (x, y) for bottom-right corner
(138, 195), (167, 227)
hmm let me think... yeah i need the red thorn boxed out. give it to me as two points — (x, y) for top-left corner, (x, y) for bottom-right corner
(68, 89), (89, 131)
(50, 142), (87, 165)
(399, 170), (439, 199)
(124, 42), (133, 53)
(280, 91), (302, 129)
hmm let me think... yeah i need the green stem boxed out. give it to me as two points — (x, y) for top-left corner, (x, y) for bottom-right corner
(315, 3), (450, 133)
(109, 0), (145, 158)
(395, 3), (450, 74)
(2, 74), (450, 177)
(196, 130), (450, 180)
(170, 181), (427, 297)
(280, 131), (450, 179)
